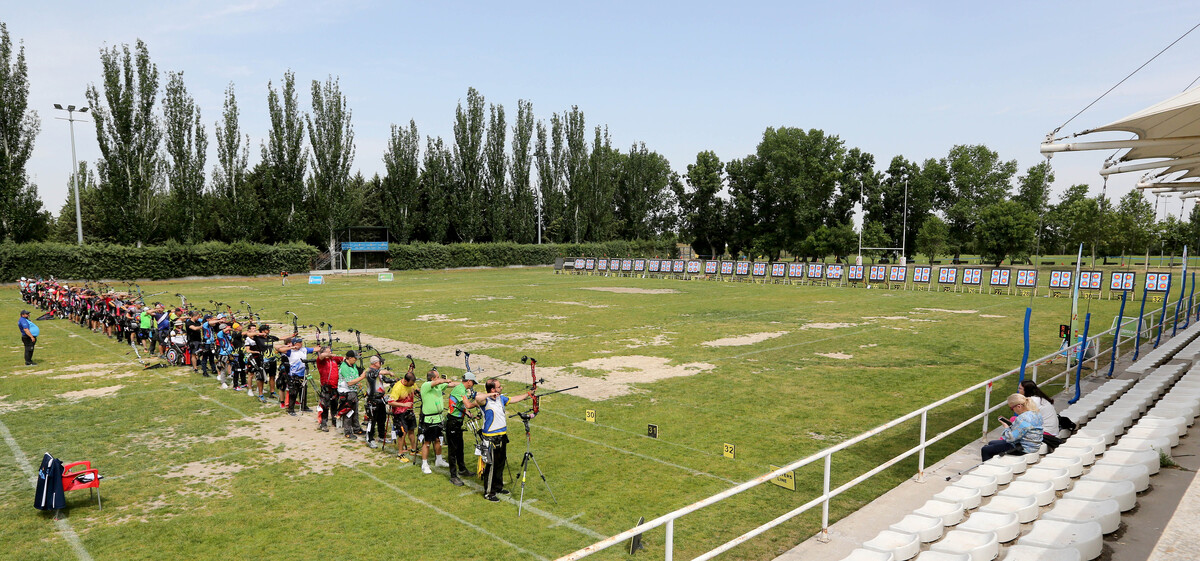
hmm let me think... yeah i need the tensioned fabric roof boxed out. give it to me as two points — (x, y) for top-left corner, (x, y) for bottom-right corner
(1042, 86), (1200, 188)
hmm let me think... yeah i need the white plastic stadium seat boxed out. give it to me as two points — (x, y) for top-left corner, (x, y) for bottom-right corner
(934, 485), (983, 510)
(1047, 445), (1096, 466)
(996, 479), (1055, 507)
(1080, 463), (1150, 492)
(1124, 425), (1179, 447)
(999, 544), (1082, 561)
(914, 499), (964, 527)
(1034, 455), (1083, 477)
(952, 474), (998, 497)
(914, 552), (970, 561)
(969, 463), (1014, 485)
(1062, 479), (1137, 512)
(956, 510), (1019, 542)
(863, 530), (920, 561)
(890, 514), (944, 543)
(1042, 498), (1121, 534)
(840, 548), (895, 561)
(984, 455), (1028, 474)
(1017, 520), (1104, 561)
(978, 494), (1039, 523)
(1094, 449), (1160, 475)
(930, 529), (999, 561)
(1016, 467), (1070, 491)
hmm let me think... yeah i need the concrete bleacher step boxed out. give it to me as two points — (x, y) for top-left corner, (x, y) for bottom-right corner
(1041, 497), (1122, 534)
(978, 494), (1040, 523)
(863, 530), (920, 561)
(957, 511), (1020, 542)
(914, 551), (971, 561)
(841, 547), (897, 561)
(1080, 462), (1150, 492)
(999, 544), (1082, 561)
(1015, 520), (1104, 561)
(929, 529), (999, 561)
(1108, 435), (1172, 455)
(1061, 479), (1137, 512)
(914, 499), (965, 527)
(1124, 424), (1180, 447)
(890, 514), (944, 543)
(996, 479), (1055, 507)
(1147, 405), (1197, 424)
(1136, 415), (1188, 435)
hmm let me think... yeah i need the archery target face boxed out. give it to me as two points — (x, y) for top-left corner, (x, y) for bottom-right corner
(990, 269), (1010, 286)
(573, 259), (584, 269)
(752, 262), (767, 276)
(1080, 271), (1102, 290)
(721, 261), (735, 275)
(869, 265), (886, 281)
(1110, 271), (1134, 291)
(889, 266), (906, 282)
(1016, 270), (1037, 287)
(736, 262), (750, 275)
(771, 263), (785, 277)
(913, 267), (931, 283)
(848, 265), (863, 280)
(686, 260), (701, 273)
(598, 259), (607, 271)
(634, 259), (645, 271)
(621, 259), (633, 271)
(585, 259), (595, 270)
(672, 260), (685, 273)
(704, 261), (718, 274)
(963, 268), (982, 285)
(938, 268), (957, 284)
(648, 260), (660, 272)
(808, 263), (823, 278)
(787, 263), (803, 278)
(826, 264), (843, 279)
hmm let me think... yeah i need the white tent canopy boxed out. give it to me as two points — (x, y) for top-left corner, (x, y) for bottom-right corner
(1041, 86), (1200, 186)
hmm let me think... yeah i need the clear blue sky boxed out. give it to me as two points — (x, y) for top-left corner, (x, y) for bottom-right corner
(8, 1), (1200, 220)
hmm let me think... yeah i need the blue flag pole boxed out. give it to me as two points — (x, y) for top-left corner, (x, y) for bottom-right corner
(1133, 282), (1149, 362)
(1172, 261), (1186, 337)
(1019, 307), (1031, 384)
(1108, 291), (1127, 378)
(1155, 275), (1172, 348)
(1069, 312), (1091, 404)
(1187, 272), (1196, 329)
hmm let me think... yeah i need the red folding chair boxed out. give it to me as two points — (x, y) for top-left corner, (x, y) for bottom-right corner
(61, 461), (102, 510)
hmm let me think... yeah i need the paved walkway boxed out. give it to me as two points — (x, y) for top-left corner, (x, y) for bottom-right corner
(777, 342), (1198, 561)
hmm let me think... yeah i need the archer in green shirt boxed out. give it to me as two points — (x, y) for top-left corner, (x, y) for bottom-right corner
(418, 368), (460, 474)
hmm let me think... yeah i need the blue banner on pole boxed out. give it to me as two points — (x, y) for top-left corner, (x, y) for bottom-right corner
(341, 241), (388, 251)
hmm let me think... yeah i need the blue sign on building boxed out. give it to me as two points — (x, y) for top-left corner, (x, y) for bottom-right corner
(341, 241), (389, 251)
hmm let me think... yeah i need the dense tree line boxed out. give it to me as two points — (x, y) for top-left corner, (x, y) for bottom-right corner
(0, 25), (1194, 267)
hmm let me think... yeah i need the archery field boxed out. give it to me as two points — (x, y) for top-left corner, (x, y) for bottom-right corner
(0, 266), (1136, 561)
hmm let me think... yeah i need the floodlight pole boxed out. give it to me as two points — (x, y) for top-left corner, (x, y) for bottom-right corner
(54, 104), (89, 245)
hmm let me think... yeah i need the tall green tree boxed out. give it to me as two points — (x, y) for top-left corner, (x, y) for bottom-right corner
(417, 136), (452, 243)
(306, 75), (356, 263)
(381, 120), (420, 243)
(616, 142), (676, 239)
(534, 115), (567, 242)
(261, 70), (308, 243)
(561, 107), (590, 242)
(162, 71), (207, 242)
(681, 150), (728, 258)
(936, 144), (1017, 257)
(1113, 190), (1154, 264)
(0, 22), (47, 242)
(1014, 161), (1053, 215)
(451, 87), (485, 242)
(586, 126), (621, 241)
(212, 82), (256, 241)
(509, 100), (536, 244)
(54, 161), (101, 242)
(916, 215), (948, 262)
(483, 102), (508, 241)
(975, 200), (1036, 265)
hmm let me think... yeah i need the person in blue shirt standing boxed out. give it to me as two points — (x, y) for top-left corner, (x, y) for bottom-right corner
(19, 310), (37, 366)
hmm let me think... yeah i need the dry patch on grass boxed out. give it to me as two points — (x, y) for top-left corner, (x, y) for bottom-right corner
(0, 395), (44, 414)
(815, 352), (853, 360)
(132, 426), (217, 451)
(800, 322), (859, 330)
(555, 355), (715, 400)
(473, 296), (514, 301)
(914, 307), (978, 314)
(862, 316), (938, 323)
(414, 314), (468, 322)
(579, 287), (680, 295)
(164, 460), (247, 497)
(622, 333), (672, 348)
(60, 385), (124, 401)
(550, 301), (609, 309)
(860, 343), (878, 348)
(980, 314), (1007, 318)
(226, 414), (386, 474)
(701, 331), (788, 347)
(488, 331), (570, 349)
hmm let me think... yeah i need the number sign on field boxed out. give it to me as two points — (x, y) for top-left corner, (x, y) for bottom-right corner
(990, 269), (1011, 286)
(962, 268), (982, 285)
(826, 264), (844, 279)
(912, 266), (931, 283)
(938, 267), (957, 284)
(1110, 271), (1135, 291)
(889, 266), (907, 282)
(1015, 269), (1037, 287)
(1049, 271), (1072, 289)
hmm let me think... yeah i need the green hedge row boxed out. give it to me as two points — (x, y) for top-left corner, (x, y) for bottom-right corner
(0, 241), (319, 282)
(386, 240), (677, 270)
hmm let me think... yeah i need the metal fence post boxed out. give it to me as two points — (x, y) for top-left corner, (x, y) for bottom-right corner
(820, 454), (832, 542)
(666, 520), (674, 561)
(1032, 364), (1038, 384)
(917, 410), (928, 482)
(982, 384), (991, 441)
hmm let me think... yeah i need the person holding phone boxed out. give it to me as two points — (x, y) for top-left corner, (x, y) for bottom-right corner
(981, 394), (1043, 461)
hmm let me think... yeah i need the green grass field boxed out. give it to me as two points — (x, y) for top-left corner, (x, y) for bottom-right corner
(0, 266), (1143, 560)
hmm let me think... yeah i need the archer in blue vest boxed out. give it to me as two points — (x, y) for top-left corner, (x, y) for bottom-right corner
(19, 309), (38, 366)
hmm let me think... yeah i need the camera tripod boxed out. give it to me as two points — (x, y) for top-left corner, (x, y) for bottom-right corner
(512, 412), (556, 516)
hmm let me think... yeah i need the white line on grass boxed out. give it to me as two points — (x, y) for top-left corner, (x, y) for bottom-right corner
(352, 467), (550, 561)
(533, 424), (738, 484)
(0, 419), (94, 561)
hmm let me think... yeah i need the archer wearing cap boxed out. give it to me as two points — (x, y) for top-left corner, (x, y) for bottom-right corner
(444, 371), (480, 486)
(19, 309), (37, 366)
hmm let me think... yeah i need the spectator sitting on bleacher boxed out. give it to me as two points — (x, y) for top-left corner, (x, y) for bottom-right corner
(1019, 380), (1065, 452)
(981, 394), (1043, 461)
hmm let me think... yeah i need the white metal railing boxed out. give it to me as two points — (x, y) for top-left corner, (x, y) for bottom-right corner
(559, 295), (1197, 561)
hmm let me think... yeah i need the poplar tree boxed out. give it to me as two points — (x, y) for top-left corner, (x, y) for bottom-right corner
(0, 23), (48, 242)
(483, 102), (508, 241)
(162, 71), (206, 242)
(451, 87), (485, 242)
(212, 82), (256, 240)
(306, 75), (356, 264)
(381, 120), (420, 243)
(509, 99), (536, 243)
(261, 70), (308, 242)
